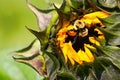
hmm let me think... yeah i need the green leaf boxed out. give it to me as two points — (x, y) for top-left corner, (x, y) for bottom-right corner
(99, 14), (120, 45)
(57, 72), (77, 80)
(86, 57), (116, 80)
(100, 65), (120, 80)
(45, 52), (60, 80)
(99, 22), (120, 45)
(91, 57), (110, 80)
(100, 13), (120, 26)
(86, 72), (96, 80)
(76, 64), (91, 80)
(106, 23), (120, 35)
(97, 46), (120, 69)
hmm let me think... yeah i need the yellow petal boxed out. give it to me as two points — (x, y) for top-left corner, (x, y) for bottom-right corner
(84, 46), (94, 62)
(85, 44), (95, 49)
(61, 43), (69, 63)
(81, 11), (109, 26)
(77, 49), (91, 62)
(67, 53), (75, 65)
(61, 42), (75, 65)
(89, 37), (100, 46)
(77, 46), (94, 63)
(61, 41), (84, 65)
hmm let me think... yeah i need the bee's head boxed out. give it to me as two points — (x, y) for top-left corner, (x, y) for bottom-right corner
(74, 20), (85, 30)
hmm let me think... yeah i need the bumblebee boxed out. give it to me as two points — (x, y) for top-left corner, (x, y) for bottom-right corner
(73, 20), (88, 37)
(67, 20), (89, 38)
(65, 19), (101, 52)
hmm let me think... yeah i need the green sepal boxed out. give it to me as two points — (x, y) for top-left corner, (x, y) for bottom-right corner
(100, 13), (120, 26)
(59, 0), (70, 13)
(75, 64), (91, 80)
(66, 0), (84, 8)
(99, 22), (120, 45)
(13, 40), (47, 76)
(26, 0), (53, 31)
(27, 27), (48, 51)
(46, 10), (58, 36)
(46, 0), (70, 37)
(13, 55), (47, 77)
(100, 65), (120, 80)
(72, 56), (111, 80)
(54, 4), (65, 33)
(57, 72), (77, 80)
(86, 71), (96, 80)
(13, 40), (40, 58)
(87, 63), (120, 80)
(91, 57), (110, 80)
(96, 46), (120, 69)
(53, 0), (71, 33)
(45, 52), (60, 80)
(98, 14), (120, 45)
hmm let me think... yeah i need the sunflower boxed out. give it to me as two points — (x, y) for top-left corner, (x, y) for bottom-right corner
(56, 11), (109, 65)
(14, 0), (120, 80)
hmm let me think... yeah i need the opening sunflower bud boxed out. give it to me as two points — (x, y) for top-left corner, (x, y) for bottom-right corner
(56, 11), (109, 65)
(13, 0), (120, 79)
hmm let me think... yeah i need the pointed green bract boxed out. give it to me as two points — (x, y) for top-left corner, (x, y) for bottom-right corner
(14, 55), (47, 76)
(57, 72), (77, 80)
(26, 0), (53, 31)
(13, 40), (47, 76)
(26, 27), (48, 51)
(13, 40), (40, 58)
(45, 52), (60, 80)
(97, 46), (120, 69)
(100, 13), (120, 25)
(98, 13), (120, 45)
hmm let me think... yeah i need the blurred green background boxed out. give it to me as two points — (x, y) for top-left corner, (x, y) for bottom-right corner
(0, 0), (61, 80)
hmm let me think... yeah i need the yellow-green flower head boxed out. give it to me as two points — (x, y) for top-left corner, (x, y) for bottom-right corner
(56, 11), (109, 65)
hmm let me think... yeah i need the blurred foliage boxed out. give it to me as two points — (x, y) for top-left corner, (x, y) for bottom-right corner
(0, 0), (61, 80)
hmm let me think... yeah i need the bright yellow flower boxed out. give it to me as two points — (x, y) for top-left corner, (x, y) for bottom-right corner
(56, 11), (109, 65)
